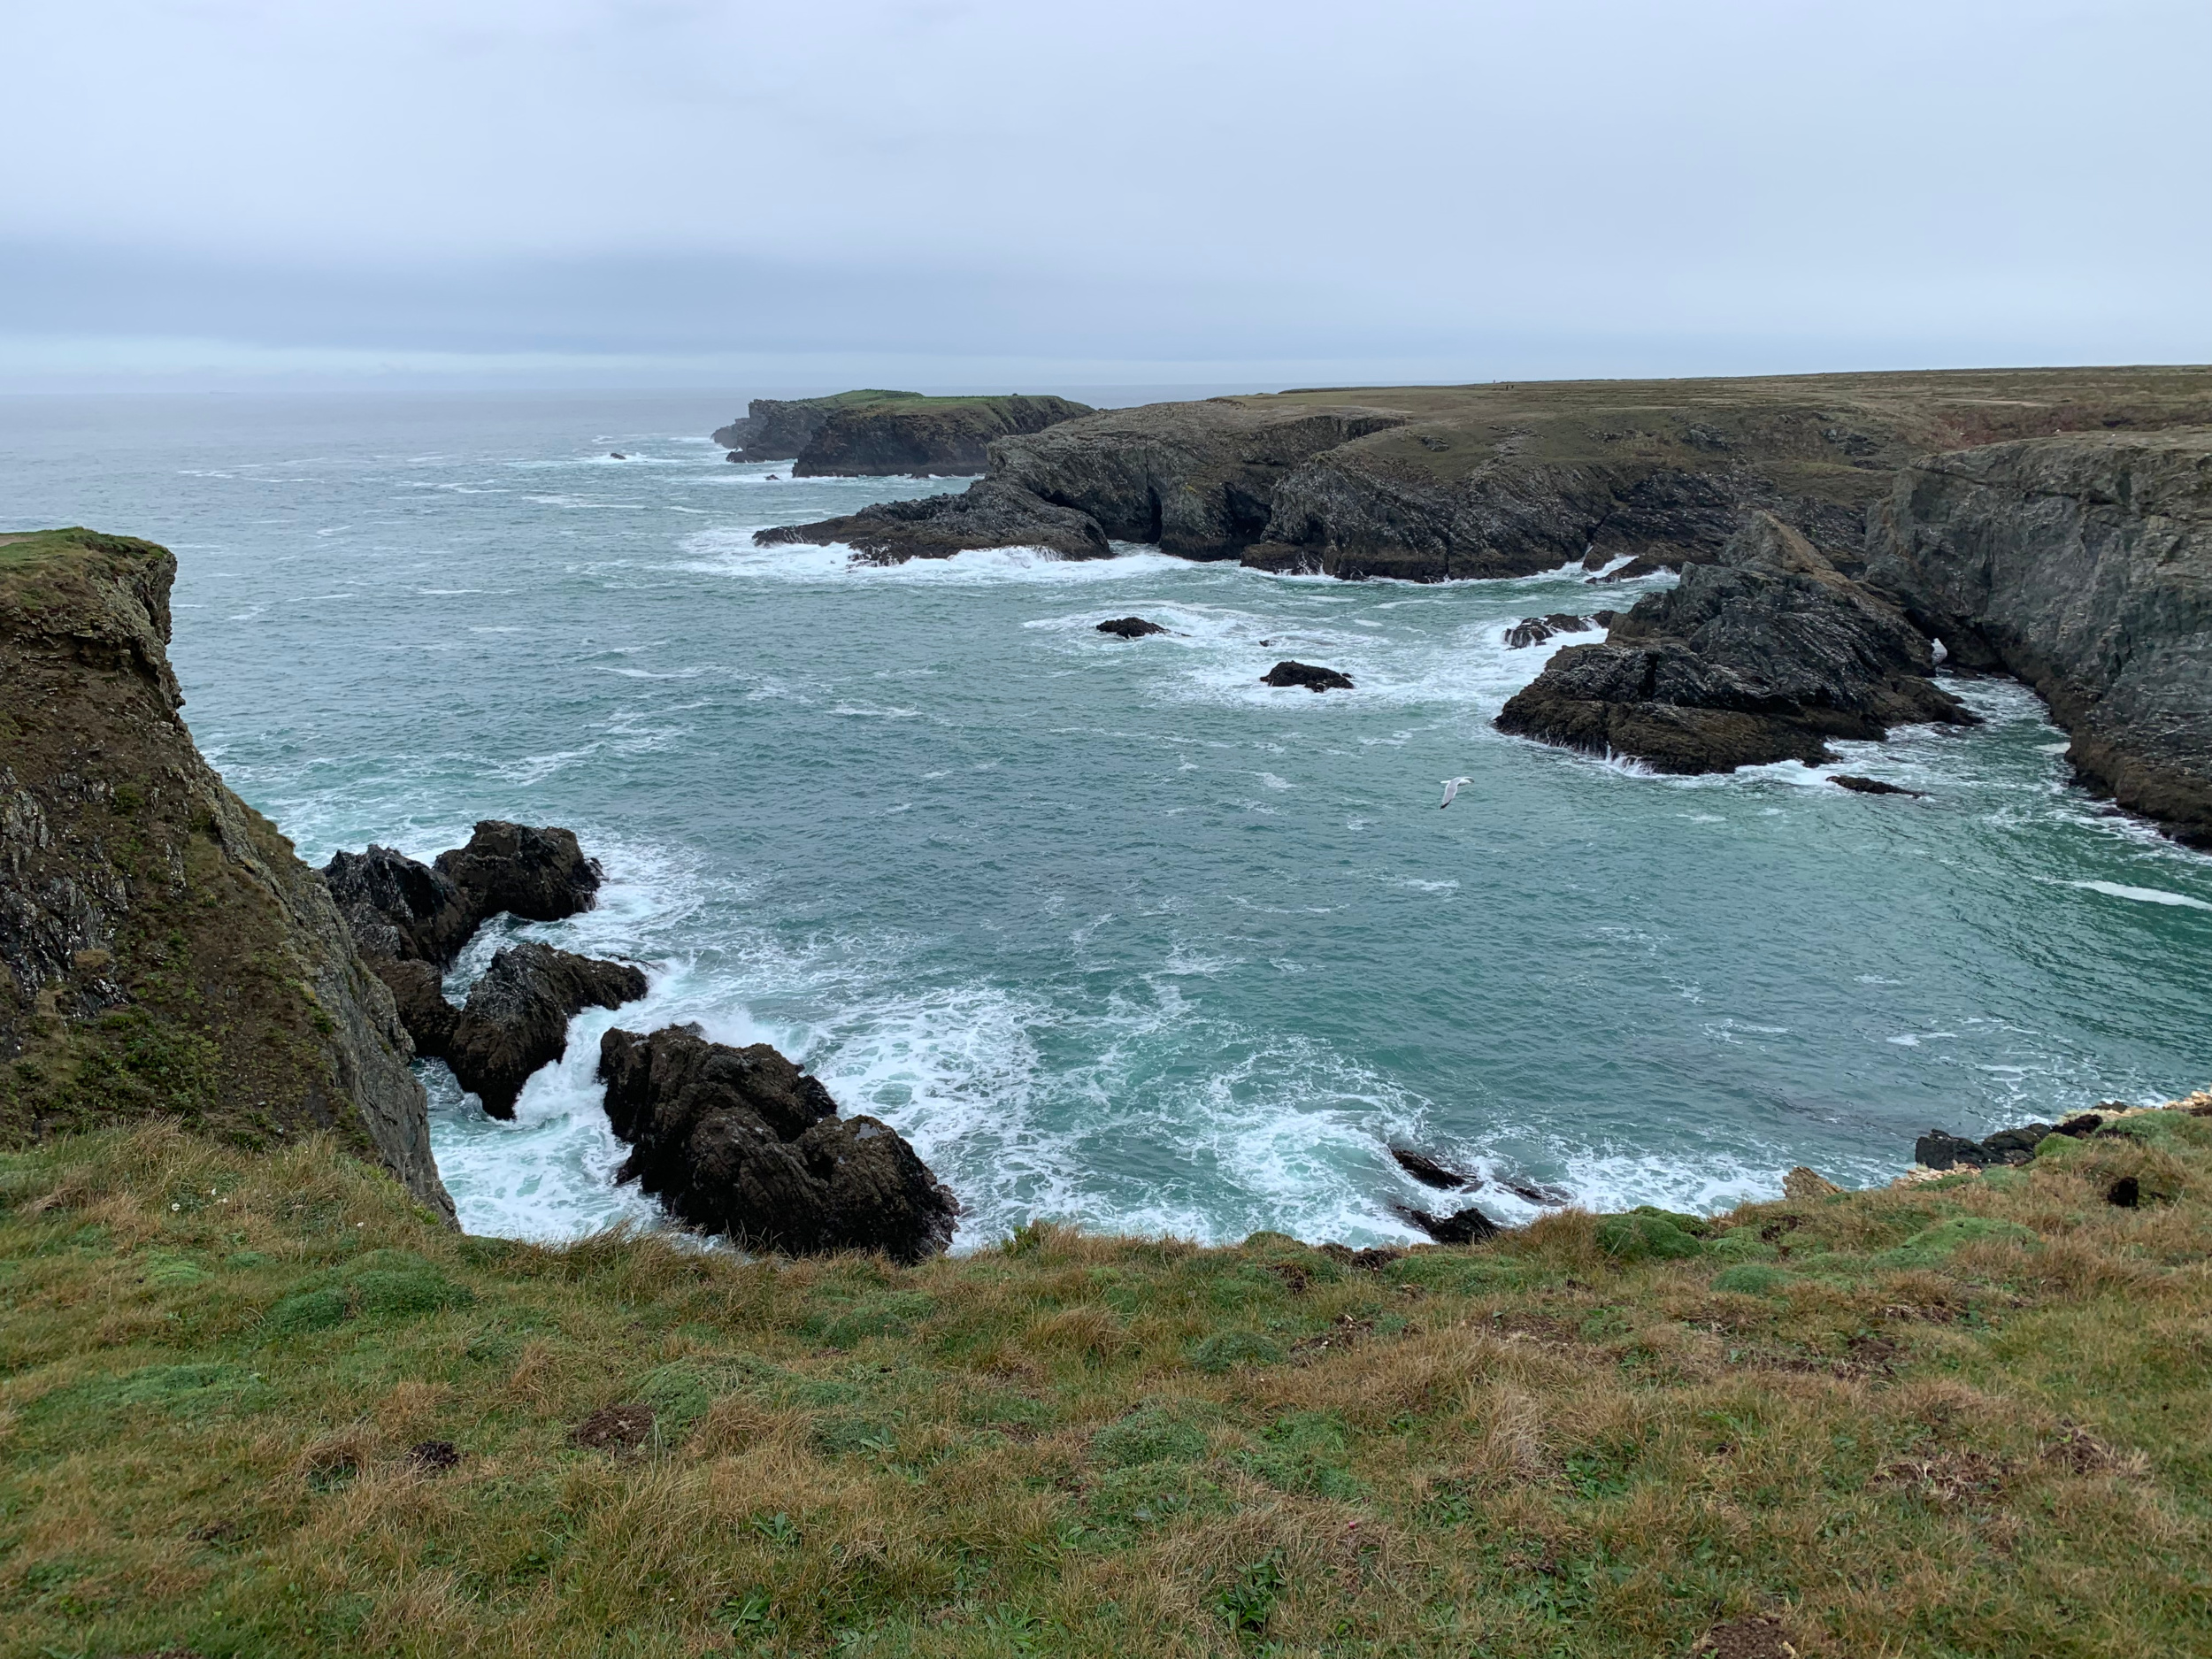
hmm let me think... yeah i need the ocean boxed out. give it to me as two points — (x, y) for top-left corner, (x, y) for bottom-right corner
(5, 389), (2208, 1246)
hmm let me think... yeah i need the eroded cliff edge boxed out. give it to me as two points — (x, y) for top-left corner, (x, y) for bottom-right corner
(1867, 431), (2212, 847)
(0, 529), (455, 1222)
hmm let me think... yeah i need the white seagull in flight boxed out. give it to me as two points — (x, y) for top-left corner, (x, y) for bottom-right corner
(1438, 776), (1473, 809)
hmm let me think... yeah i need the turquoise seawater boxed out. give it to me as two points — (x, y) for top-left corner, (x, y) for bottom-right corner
(5, 391), (2208, 1245)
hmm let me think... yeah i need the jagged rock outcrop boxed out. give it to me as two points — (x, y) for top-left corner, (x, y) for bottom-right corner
(1495, 513), (1975, 772)
(323, 846), (476, 967)
(1866, 430), (2212, 847)
(793, 395), (1094, 477)
(324, 822), (600, 973)
(324, 824), (626, 1110)
(0, 529), (453, 1222)
(433, 821), (602, 929)
(411, 942), (647, 1119)
(598, 1024), (958, 1262)
(753, 479), (1110, 565)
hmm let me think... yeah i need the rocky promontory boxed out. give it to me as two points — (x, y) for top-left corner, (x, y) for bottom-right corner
(1496, 512), (1976, 772)
(598, 1023), (958, 1261)
(756, 367), (2212, 577)
(715, 389), (1092, 475)
(753, 478), (1111, 565)
(1865, 430), (2212, 847)
(0, 529), (454, 1221)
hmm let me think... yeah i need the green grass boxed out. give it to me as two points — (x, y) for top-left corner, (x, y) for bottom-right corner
(3, 1105), (2210, 1657)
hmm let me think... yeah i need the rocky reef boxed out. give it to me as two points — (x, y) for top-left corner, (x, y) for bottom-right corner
(753, 479), (1110, 565)
(1865, 430), (2212, 848)
(1496, 512), (1977, 772)
(598, 1023), (958, 1262)
(0, 529), (453, 1222)
(324, 824), (645, 1115)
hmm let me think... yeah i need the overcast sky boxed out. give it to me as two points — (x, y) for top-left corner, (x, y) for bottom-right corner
(5, 0), (2207, 391)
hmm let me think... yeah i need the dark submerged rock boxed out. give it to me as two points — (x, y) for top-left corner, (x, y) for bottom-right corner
(1496, 512), (1976, 773)
(447, 942), (646, 1119)
(1261, 660), (1355, 692)
(1391, 1148), (1479, 1190)
(1392, 1202), (1502, 1244)
(1831, 774), (1925, 797)
(1916, 1121), (2056, 1171)
(596, 1024), (958, 1262)
(1098, 616), (1167, 639)
(753, 478), (1111, 565)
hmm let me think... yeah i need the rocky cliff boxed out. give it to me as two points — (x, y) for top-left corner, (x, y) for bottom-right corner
(1866, 431), (2212, 847)
(793, 394), (1094, 477)
(0, 529), (454, 1221)
(757, 367), (2212, 575)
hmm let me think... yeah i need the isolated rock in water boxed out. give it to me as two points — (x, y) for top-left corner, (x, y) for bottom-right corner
(1865, 429), (2212, 848)
(323, 846), (477, 966)
(1097, 616), (1167, 639)
(1588, 556), (1667, 583)
(597, 1024), (958, 1262)
(1504, 618), (1557, 649)
(1498, 1177), (1574, 1206)
(1831, 774), (1924, 798)
(1392, 1202), (1501, 1244)
(1496, 511), (1975, 773)
(373, 958), (459, 1059)
(754, 478), (1111, 565)
(434, 821), (603, 927)
(448, 942), (647, 1119)
(1262, 660), (1355, 692)
(1391, 1148), (1479, 1190)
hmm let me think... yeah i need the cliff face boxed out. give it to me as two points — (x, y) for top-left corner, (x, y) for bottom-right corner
(792, 395), (1094, 477)
(0, 529), (454, 1221)
(1867, 432), (2212, 847)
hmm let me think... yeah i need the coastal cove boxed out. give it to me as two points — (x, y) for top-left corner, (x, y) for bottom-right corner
(5, 390), (2208, 1248)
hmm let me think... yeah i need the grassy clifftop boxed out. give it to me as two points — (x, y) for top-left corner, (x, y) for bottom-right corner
(4, 1100), (2208, 1657)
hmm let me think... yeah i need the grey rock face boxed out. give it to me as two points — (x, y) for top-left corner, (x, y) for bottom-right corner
(324, 846), (475, 966)
(598, 1023), (957, 1262)
(1495, 513), (1975, 772)
(1865, 430), (2212, 847)
(434, 821), (603, 927)
(714, 395), (901, 459)
(753, 478), (1110, 565)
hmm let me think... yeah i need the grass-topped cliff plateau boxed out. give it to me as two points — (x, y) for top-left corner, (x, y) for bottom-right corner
(4, 1095), (2212, 1657)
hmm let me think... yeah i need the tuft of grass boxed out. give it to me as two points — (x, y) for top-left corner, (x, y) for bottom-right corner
(1, 1103), (2210, 1655)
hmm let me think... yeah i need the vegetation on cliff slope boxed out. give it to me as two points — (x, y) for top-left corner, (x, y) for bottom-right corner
(4, 1101), (2208, 1657)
